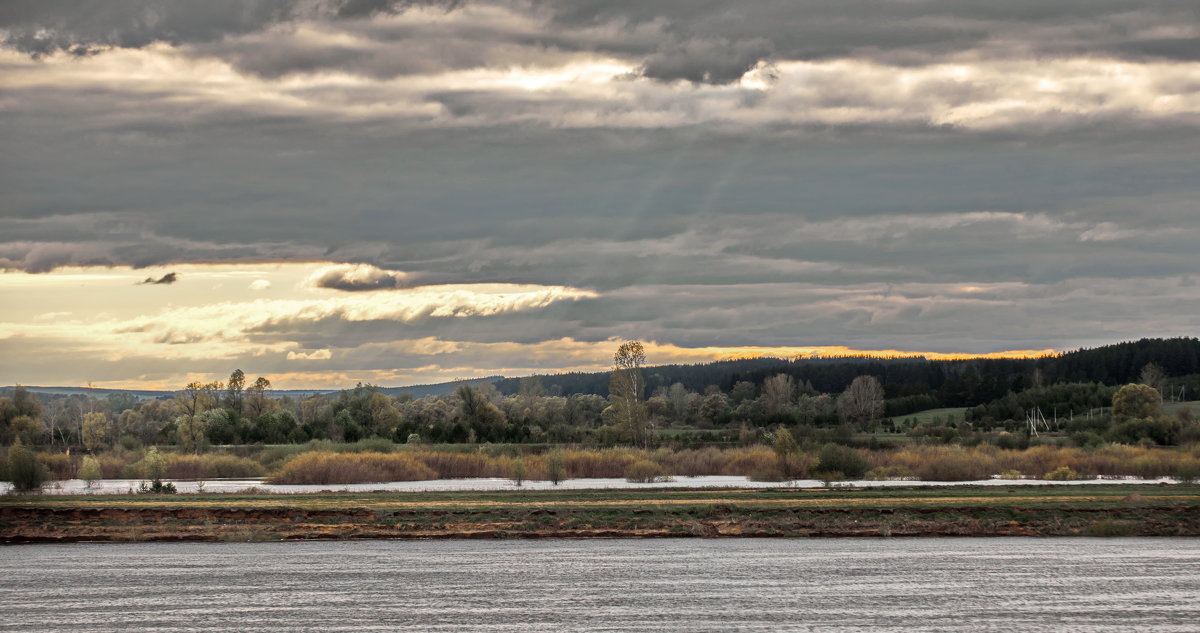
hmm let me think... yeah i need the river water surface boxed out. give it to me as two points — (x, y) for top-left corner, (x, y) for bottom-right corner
(2, 539), (1198, 632)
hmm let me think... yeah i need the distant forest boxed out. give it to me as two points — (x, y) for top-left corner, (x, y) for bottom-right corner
(496, 337), (1200, 404)
(2, 337), (1199, 451)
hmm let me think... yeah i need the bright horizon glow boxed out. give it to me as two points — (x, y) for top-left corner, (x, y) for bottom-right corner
(0, 263), (1068, 391)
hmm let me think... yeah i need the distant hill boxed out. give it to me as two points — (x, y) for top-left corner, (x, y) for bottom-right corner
(2, 375), (505, 401)
(6, 337), (1198, 404)
(376, 376), (504, 399)
(0, 386), (173, 401)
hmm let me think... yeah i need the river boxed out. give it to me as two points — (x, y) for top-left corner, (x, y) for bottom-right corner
(2, 539), (1197, 632)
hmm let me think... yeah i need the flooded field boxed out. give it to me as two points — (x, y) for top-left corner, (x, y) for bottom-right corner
(3, 474), (1177, 495)
(2, 539), (1198, 632)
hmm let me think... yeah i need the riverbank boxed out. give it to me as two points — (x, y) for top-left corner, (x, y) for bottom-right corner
(3, 484), (1198, 543)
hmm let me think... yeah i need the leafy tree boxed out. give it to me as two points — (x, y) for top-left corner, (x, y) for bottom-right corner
(772, 427), (799, 479)
(82, 412), (112, 451)
(224, 369), (246, 415)
(175, 414), (209, 453)
(1112, 383), (1163, 421)
(728, 380), (757, 404)
(104, 392), (139, 415)
(245, 376), (273, 420)
(7, 414), (44, 446)
(665, 383), (696, 423)
(175, 382), (219, 419)
(456, 384), (506, 433)
(6, 440), (44, 492)
(699, 391), (730, 426)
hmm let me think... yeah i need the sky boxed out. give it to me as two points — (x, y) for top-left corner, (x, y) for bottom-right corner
(2, 0), (1199, 390)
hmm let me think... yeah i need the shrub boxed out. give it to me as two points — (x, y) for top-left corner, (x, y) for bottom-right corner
(817, 444), (868, 479)
(999, 469), (1023, 480)
(141, 447), (167, 481)
(1044, 466), (1079, 481)
(671, 447), (725, 477)
(6, 442), (45, 492)
(718, 447), (777, 477)
(625, 459), (670, 483)
(208, 455), (265, 478)
(1174, 461), (1199, 484)
(97, 454), (128, 478)
(139, 480), (177, 494)
(37, 452), (75, 480)
(915, 449), (994, 481)
(79, 456), (102, 487)
(1070, 431), (1105, 449)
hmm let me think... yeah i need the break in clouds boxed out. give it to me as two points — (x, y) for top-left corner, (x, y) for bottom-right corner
(2, 1), (1199, 387)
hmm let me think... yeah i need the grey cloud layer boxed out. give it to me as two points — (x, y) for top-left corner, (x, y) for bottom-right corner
(2, 0), (1199, 360)
(5, 1), (1200, 81)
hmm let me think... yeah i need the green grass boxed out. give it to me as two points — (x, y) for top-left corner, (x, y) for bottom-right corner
(889, 407), (968, 425)
(1164, 400), (1200, 417)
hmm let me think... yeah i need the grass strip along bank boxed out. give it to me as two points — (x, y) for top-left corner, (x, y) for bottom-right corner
(3, 484), (1199, 542)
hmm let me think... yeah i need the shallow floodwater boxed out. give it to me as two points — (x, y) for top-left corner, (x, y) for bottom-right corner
(5, 474), (1177, 495)
(2, 539), (1198, 632)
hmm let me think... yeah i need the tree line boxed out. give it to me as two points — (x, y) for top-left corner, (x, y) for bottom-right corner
(3, 337), (1199, 452)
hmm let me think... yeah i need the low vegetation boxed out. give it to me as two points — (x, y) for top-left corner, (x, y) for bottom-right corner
(5, 338), (1200, 490)
(4, 440), (1200, 488)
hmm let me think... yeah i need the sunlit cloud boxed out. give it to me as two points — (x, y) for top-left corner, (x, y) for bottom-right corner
(306, 263), (408, 291)
(286, 349), (332, 361)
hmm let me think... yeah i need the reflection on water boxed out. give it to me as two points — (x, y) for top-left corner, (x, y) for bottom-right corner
(2, 474), (1177, 495)
(2, 539), (1198, 632)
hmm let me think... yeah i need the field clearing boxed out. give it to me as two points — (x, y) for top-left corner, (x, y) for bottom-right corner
(889, 407), (968, 425)
(1165, 400), (1200, 417)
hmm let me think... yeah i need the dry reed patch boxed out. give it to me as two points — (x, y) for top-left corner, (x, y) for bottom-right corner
(269, 451), (436, 484)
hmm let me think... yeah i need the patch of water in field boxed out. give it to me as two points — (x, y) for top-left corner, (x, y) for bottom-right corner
(1, 539), (1198, 632)
(2, 474), (1178, 495)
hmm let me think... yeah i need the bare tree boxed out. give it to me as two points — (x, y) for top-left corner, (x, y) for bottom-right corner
(609, 340), (648, 446)
(1139, 363), (1167, 400)
(761, 374), (795, 415)
(837, 375), (885, 429)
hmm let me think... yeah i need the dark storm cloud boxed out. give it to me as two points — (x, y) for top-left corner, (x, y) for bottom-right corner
(4, 1), (1200, 83)
(539, 1), (1200, 73)
(138, 272), (179, 285)
(0, 0), (299, 56)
